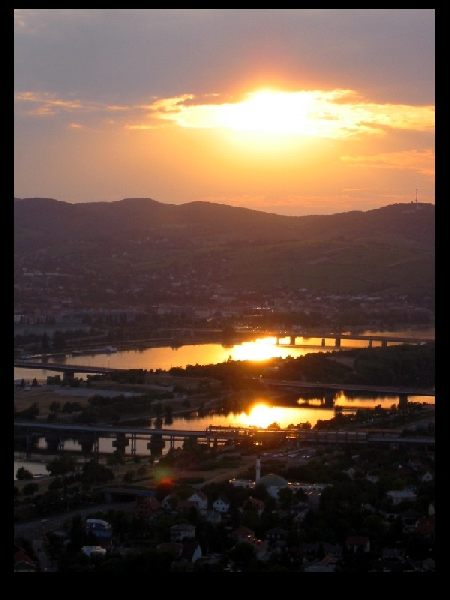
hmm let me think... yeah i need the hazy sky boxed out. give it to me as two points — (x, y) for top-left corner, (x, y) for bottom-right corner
(14, 9), (435, 215)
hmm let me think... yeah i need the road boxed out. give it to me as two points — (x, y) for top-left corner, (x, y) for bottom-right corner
(15, 500), (136, 540)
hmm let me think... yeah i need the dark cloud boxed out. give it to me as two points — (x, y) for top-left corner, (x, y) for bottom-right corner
(15, 9), (434, 104)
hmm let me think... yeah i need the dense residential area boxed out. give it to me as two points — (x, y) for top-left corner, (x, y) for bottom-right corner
(15, 438), (435, 572)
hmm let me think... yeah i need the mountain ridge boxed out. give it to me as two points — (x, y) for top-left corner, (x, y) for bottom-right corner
(14, 197), (434, 300)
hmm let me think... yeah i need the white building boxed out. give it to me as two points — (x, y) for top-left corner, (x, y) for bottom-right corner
(81, 546), (107, 558)
(170, 523), (196, 543)
(188, 491), (208, 513)
(387, 489), (417, 505)
(213, 497), (230, 514)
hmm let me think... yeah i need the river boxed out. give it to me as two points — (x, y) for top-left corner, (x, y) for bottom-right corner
(14, 327), (434, 383)
(14, 328), (434, 478)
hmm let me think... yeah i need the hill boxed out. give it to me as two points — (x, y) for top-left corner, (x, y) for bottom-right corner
(14, 197), (434, 304)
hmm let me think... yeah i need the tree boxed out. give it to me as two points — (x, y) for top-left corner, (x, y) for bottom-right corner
(16, 467), (33, 480)
(82, 460), (114, 485)
(229, 542), (257, 569)
(123, 471), (134, 483)
(49, 401), (61, 413)
(46, 455), (77, 477)
(69, 515), (85, 552)
(48, 477), (64, 491)
(23, 482), (39, 496)
(31, 378), (38, 387)
(278, 487), (293, 509)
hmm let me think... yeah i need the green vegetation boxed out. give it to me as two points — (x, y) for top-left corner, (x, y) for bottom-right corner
(16, 467), (33, 480)
(74, 390), (173, 424)
(170, 343), (434, 389)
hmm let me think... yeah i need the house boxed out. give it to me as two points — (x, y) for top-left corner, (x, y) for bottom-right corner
(401, 509), (421, 533)
(387, 489), (417, 505)
(323, 543), (343, 559)
(81, 545), (107, 558)
(213, 497), (230, 514)
(205, 509), (222, 524)
(188, 491), (208, 513)
(344, 467), (356, 480)
(85, 518), (112, 548)
(304, 554), (338, 572)
(382, 547), (405, 560)
(170, 523), (196, 543)
(14, 546), (37, 572)
(416, 516), (435, 539)
(229, 478), (255, 489)
(161, 494), (179, 511)
(345, 536), (370, 553)
(196, 554), (223, 568)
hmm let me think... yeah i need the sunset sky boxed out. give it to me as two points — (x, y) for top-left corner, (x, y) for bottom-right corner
(14, 9), (435, 215)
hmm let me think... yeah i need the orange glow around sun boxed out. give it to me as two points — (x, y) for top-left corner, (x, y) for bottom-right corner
(154, 88), (434, 140)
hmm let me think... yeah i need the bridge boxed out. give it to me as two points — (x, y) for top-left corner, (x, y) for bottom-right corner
(260, 378), (434, 408)
(14, 361), (119, 374)
(260, 378), (434, 396)
(14, 360), (123, 382)
(14, 420), (434, 458)
(270, 332), (434, 349)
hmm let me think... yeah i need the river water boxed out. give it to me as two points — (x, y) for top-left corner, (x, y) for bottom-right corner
(14, 327), (434, 382)
(14, 328), (434, 478)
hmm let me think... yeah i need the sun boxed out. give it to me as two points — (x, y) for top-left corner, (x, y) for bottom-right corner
(232, 337), (279, 361)
(217, 89), (314, 135)
(240, 403), (282, 429)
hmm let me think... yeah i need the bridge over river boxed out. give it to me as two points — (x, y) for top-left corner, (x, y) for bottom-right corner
(258, 378), (434, 408)
(14, 419), (434, 458)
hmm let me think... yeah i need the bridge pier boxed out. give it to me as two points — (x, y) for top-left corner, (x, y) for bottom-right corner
(324, 392), (335, 408)
(290, 335), (296, 346)
(45, 434), (62, 453)
(130, 434), (136, 456)
(112, 432), (129, 457)
(25, 433), (39, 457)
(63, 370), (75, 383)
(79, 435), (96, 456)
(335, 337), (341, 348)
(368, 339), (373, 348)
(169, 436), (175, 449)
(381, 339), (388, 348)
(399, 394), (409, 410)
(148, 434), (165, 457)
(321, 338), (326, 347)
